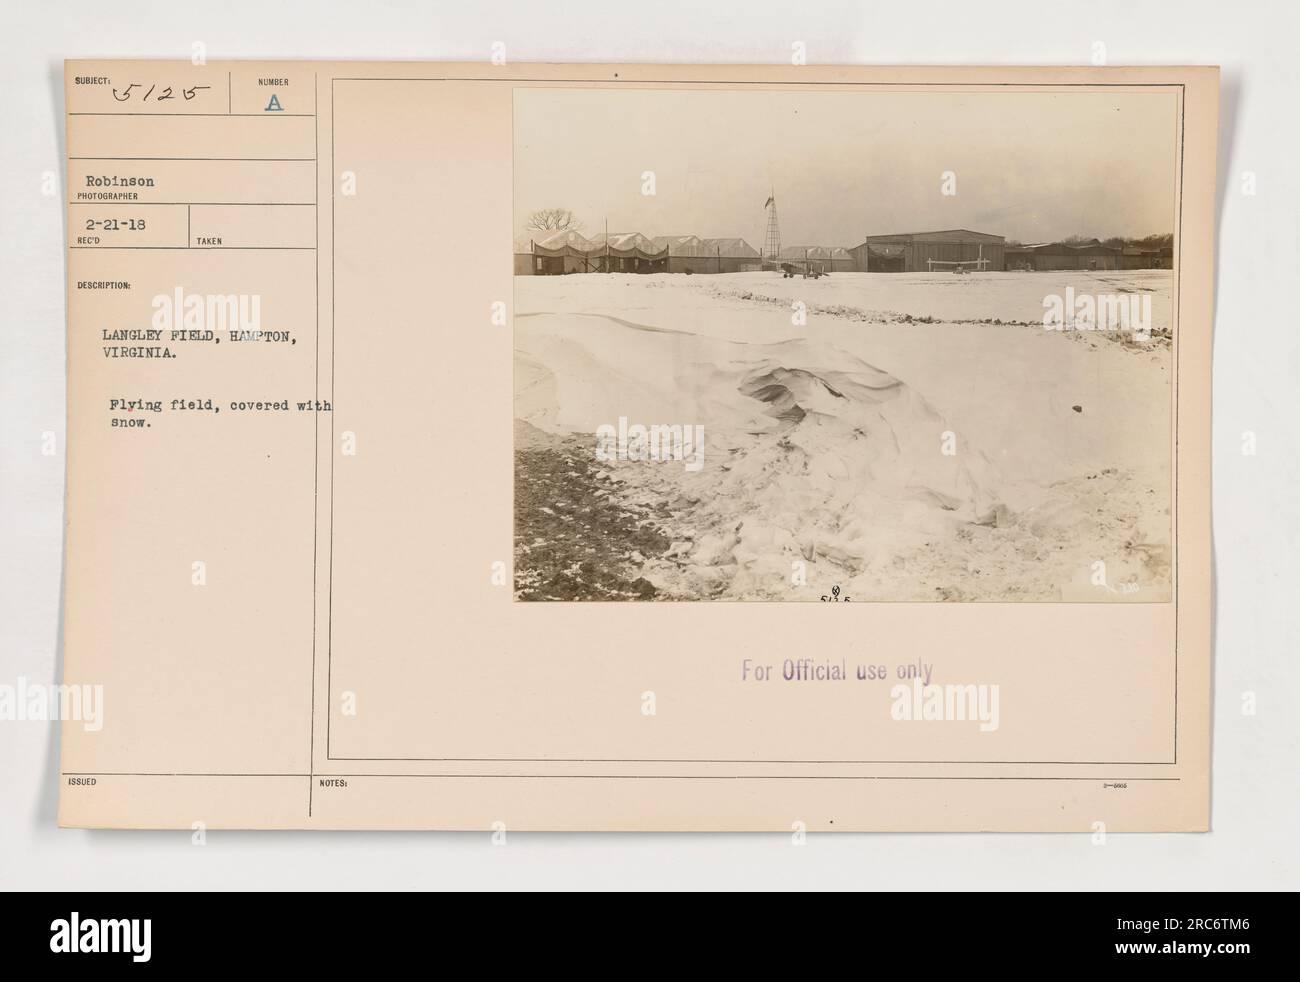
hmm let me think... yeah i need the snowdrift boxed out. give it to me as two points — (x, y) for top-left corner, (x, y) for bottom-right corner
(516, 310), (1010, 595)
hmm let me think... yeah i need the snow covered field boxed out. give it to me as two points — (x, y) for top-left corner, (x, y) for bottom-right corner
(513, 271), (1173, 601)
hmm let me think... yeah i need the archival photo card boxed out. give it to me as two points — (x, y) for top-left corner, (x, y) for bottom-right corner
(58, 62), (1213, 831)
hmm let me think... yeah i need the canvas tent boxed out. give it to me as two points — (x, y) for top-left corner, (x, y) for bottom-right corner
(514, 230), (760, 275)
(513, 229), (601, 275)
(653, 235), (762, 273)
(587, 232), (669, 273)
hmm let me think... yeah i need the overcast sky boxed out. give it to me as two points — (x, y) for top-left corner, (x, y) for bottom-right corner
(515, 86), (1178, 246)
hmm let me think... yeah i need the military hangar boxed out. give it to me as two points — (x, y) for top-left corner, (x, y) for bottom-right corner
(849, 229), (1006, 272)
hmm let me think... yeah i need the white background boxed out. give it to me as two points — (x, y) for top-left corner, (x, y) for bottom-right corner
(2, 0), (1296, 890)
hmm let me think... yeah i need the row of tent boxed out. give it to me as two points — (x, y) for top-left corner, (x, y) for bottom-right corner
(513, 230), (854, 275)
(514, 229), (1171, 275)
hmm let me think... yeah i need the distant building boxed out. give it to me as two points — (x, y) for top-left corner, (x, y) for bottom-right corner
(778, 245), (855, 273)
(1004, 239), (1123, 271)
(848, 229), (1005, 273)
(1003, 245), (1035, 271)
(1120, 245), (1174, 270)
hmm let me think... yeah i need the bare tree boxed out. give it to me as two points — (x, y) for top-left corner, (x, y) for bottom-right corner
(526, 208), (584, 233)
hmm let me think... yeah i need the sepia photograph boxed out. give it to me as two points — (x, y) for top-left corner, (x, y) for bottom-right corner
(513, 86), (1178, 601)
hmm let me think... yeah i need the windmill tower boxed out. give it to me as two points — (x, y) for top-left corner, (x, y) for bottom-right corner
(763, 191), (781, 263)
